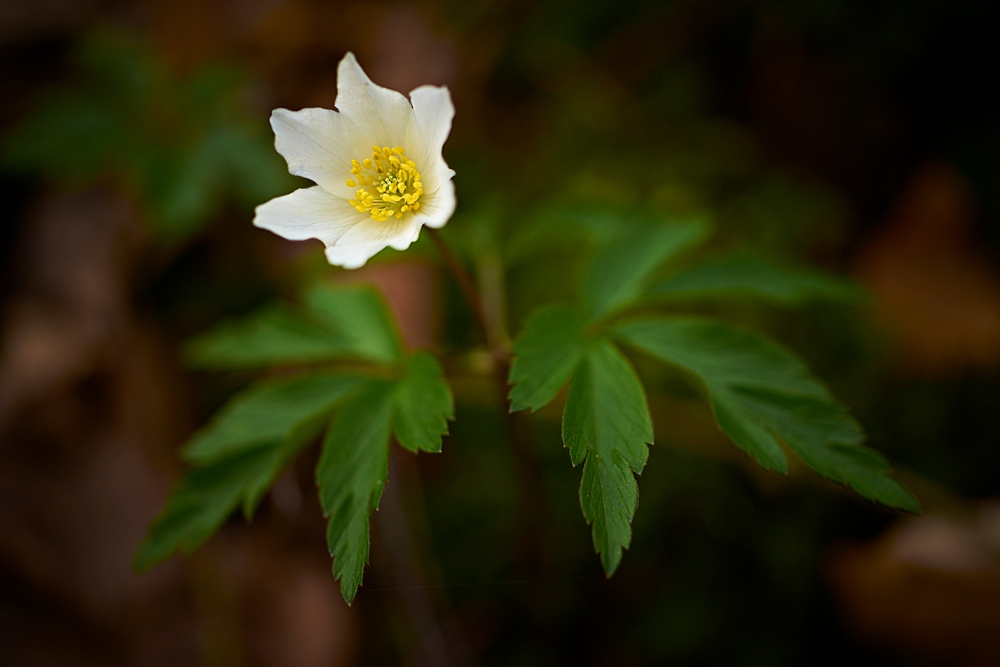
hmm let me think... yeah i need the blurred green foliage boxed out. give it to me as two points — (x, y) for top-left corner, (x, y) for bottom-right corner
(1, 29), (294, 242)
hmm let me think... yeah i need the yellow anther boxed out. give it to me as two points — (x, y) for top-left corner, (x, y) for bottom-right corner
(345, 145), (424, 222)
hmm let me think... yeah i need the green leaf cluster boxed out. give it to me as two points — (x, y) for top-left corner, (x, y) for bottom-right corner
(137, 209), (915, 599)
(135, 284), (453, 604)
(1, 29), (294, 242)
(508, 217), (917, 575)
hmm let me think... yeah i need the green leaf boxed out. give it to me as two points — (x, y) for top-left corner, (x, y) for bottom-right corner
(143, 136), (226, 242)
(143, 123), (294, 242)
(508, 305), (588, 412)
(563, 340), (654, 574)
(579, 451), (639, 576)
(394, 352), (453, 453)
(1, 93), (121, 180)
(183, 373), (364, 464)
(134, 445), (284, 571)
(219, 124), (297, 205)
(503, 206), (621, 266)
(133, 449), (262, 570)
(616, 318), (918, 511)
(134, 372), (367, 571)
(185, 284), (403, 369)
(306, 285), (403, 363)
(183, 306), (347, 369)
(2, 29), (288, 245)
(584, 219), (709, 319)
(650, 254), (866, 306)
(317, 381), (395, 604)
(735, 387), (919, 511)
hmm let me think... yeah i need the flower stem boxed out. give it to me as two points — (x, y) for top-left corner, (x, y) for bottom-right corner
(427, 227), (547, 575)
(426, 228), (509, 365)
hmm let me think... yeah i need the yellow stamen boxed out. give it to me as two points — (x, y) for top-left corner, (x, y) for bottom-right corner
(345, 146), (424, 222)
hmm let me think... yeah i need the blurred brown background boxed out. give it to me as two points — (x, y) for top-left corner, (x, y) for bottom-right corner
(2, 0), (1000, 665)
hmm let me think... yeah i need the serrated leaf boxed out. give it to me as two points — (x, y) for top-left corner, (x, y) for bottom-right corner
(584, 219), (709, 319)
(135, 372), (365, 572)
(650, 253), (866, 306)
(183, 306), (347, 369)
(185, 284), (403, 369)
(394, 352), (453, 453)
(616, 318), (918, 511)
(183, 373), (364, 464)
(580, 451), (639, 575)
(317, 381), (395, 604)
(306, 285), (403, 363)
(563, 339), (653, 574)
(508, 305), (588, 412)
(134, 445), (283, 571)
(733, 387), (918, 511)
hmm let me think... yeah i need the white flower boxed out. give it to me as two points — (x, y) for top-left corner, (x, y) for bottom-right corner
(254, 53), (456, 268)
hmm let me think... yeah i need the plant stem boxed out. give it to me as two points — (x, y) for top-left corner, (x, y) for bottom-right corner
(426, 228), (509, 366)
(427, 228), (548, 574)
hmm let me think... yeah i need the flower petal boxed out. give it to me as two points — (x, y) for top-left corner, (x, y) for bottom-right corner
(402, 85), (455, 221)
(259, 54), (457, 269)
(324, 217), (422, 269)
(414, 153), (456, 202)
(405, 85), (455, 172)
(335, 53), (413, 148)
(270, 108), (371, 198)
(412, 178), (455, 230)
(253, 186), (367, 248)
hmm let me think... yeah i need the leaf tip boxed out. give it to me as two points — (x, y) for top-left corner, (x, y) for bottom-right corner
(600, 547), (623, 577)
(507, 397), (530, 413)
(337, 571), (362, 606)
(131, 541), (163, 574)
(892, 490), (922, 515)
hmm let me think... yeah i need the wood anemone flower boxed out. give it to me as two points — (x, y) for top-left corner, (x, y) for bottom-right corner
(254, 52), (455, 268)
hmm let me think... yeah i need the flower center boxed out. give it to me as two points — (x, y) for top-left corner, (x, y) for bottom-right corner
(347, 146), (423, 222)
